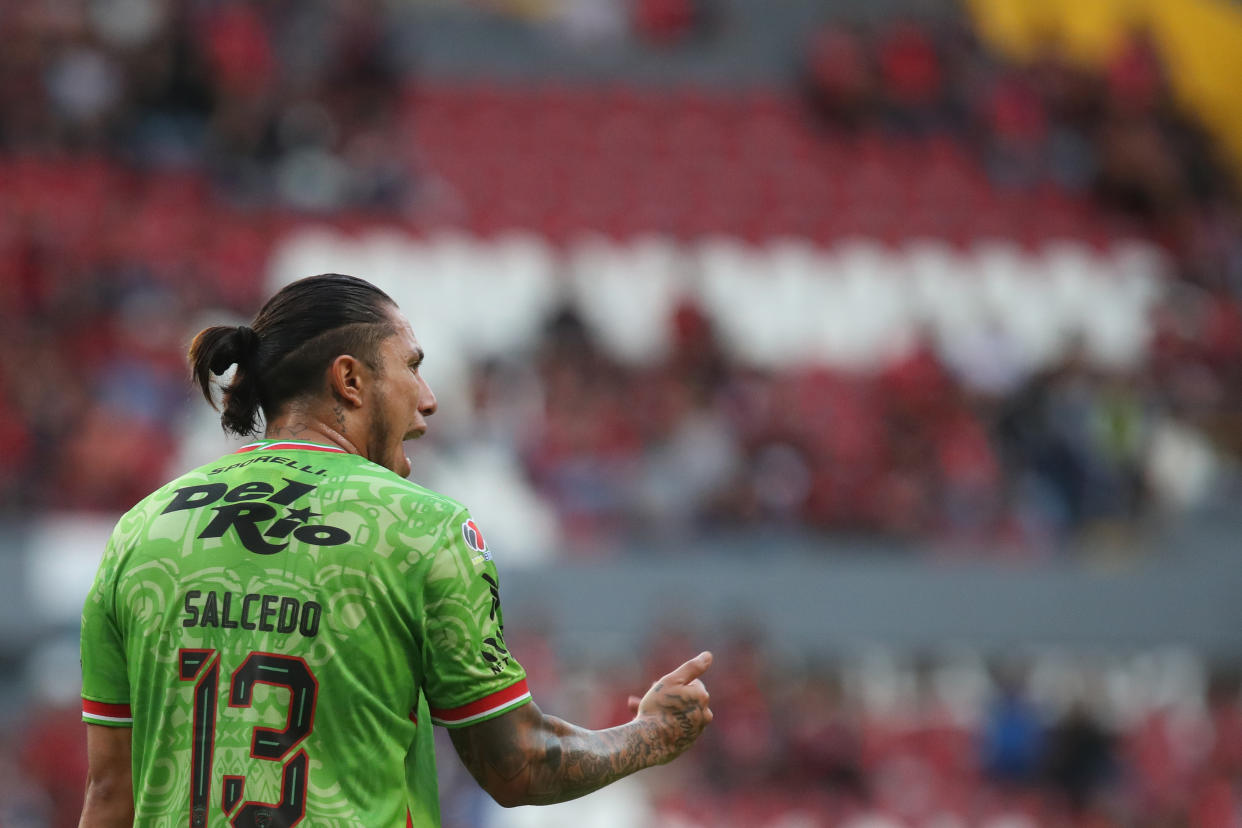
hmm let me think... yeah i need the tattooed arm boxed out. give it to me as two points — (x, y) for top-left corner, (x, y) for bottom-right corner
(449, 651), (714, 807)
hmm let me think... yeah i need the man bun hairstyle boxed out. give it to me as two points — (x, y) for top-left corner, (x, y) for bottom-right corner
(189, 274), (398, 437)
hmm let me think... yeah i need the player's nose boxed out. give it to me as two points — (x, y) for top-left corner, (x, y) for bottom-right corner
(418, 376), (437, 417)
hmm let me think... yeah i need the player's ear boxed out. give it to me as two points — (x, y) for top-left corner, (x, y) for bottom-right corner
(327, 354), (365, 408)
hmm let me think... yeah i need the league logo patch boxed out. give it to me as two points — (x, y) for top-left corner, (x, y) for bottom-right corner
(462, 519), (491, 560)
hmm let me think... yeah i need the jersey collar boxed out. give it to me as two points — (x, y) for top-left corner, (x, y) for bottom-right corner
(234, 440), (349, 454)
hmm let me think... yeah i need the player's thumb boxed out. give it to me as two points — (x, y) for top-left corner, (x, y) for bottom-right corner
(666, 651), (713, 685)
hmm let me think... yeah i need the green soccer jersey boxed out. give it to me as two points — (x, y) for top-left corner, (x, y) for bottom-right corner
(80, 440), (530, 828)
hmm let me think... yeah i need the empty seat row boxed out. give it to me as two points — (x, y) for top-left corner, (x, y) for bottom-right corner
(268, 229), (1167, 408)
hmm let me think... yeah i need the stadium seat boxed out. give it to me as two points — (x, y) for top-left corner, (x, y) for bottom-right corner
(568, 234), (687, 364)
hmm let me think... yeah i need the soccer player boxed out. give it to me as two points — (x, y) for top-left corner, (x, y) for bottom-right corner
(79, 274), (713, 827)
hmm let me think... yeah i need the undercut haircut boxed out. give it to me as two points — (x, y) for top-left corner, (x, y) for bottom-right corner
(189, 274), (397, 436)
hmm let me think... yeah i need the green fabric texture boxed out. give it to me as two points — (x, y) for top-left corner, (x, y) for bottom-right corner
(81, 442), (528, 827)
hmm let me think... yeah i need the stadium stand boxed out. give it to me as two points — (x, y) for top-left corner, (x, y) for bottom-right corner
(1, 1), (1240, 825)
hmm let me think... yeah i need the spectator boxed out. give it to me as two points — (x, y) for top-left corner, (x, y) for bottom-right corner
(801, 25), (874, 131)
(1043, 701), (1117, 814)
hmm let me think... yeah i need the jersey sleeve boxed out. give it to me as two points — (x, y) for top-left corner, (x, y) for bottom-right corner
(417, 508), (530, 728)
(80, 532), (132, 727)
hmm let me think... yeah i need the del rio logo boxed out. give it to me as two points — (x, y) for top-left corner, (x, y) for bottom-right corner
(162, 478), (351, 555)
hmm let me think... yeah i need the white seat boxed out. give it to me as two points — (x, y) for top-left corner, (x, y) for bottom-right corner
(568, 233), (688, 365)
(831, 243), (915, 371)
(694, 237), (784, 367)
(478, 231), (560, 354)
(976, 244), (1062, 373)
(905, 242), (986, 369)
(764, 237), (826, 364)
(1041, 240), (1099, 337)
(265, 226), (360, 291)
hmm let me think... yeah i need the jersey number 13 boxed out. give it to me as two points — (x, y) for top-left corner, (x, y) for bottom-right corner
(179, 648), (319, 827)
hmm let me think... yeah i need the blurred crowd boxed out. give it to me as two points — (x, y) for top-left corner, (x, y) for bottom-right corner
(618, 640), (1242, 828)
(790, 17), (1242, 544)
(799, 19), (1231, 223)
(468, 293), (1228, 554)
(0, 0), (1239, 553)
(0, 0), (413, 208)
(638, 644), (1242, 828)
(1, 3), (1241, 827)
(7, 628), (1242, 828)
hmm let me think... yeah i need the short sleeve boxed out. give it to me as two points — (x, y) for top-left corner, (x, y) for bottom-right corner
(80, 534), (132, 727)
(418, 509), (530, 728)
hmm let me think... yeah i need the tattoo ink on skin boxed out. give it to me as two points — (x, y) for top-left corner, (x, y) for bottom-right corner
(332, 403), (347, 436)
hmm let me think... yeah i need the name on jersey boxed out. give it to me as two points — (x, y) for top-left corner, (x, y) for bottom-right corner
(161, 478), (352, 556)
(182, 590), (322, 638)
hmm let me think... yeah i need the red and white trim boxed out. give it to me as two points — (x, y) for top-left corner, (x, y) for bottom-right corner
(234, 441), (347, 455)
(429, 679), (531, 727)
(82, 699), (133, 725)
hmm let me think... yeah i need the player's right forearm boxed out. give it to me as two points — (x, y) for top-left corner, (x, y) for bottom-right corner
(519, 712), (685, 805)
(451, 652), (714, 807)
(449, 701), (690, 807)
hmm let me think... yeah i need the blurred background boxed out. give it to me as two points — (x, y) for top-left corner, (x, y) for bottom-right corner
(1, 0), (1241, 825)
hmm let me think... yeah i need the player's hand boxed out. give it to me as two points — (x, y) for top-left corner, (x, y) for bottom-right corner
(629, 651), (714, 763)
